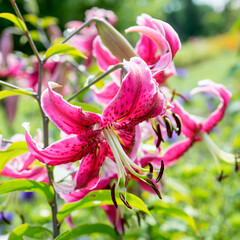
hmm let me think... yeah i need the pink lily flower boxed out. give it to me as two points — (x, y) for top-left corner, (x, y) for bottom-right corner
(66, 7), (117, 67)
(24, 57), (167, 191)
(141, 79), (232, 167)
(126, 13), (181, 84)
(91, 15), (180, 105)
(93, 14), (180, 86)
(0, 133), (48, 183)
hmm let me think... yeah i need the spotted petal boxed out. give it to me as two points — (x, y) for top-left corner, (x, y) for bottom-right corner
(42, 82), (101, 135)
(75, 141), (107, 190)
(24, 124), (99, 166)
(102, 57), (167, 126)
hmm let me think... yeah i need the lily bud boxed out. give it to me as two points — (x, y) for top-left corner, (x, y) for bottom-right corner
(96, 18), (136, 61)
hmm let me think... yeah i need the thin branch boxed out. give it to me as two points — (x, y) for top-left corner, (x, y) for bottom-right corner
(67, 63), (123, 102)
(61, 18), (98, 44)
(0, 80), (37, 97)
(10, 0), (42, 62)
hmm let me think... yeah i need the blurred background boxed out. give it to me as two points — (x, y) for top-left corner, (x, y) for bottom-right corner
(1, 0), (240, 239)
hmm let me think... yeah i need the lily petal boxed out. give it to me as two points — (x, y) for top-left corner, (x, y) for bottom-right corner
(172, 102), (200, 139)
(75, 142), (107, 190)
(24, 125), (98, 165)
(191, 79), (232, 133)
(152, 19), (181, 58)
(42, 82), (101, 135)
(91, 82), (119, 105)
(102, 57), (166, 126)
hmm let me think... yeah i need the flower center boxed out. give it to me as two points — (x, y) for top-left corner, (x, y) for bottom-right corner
(103, 125), (149, 189)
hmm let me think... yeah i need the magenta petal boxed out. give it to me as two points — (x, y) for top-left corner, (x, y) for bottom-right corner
(172, 102), (200, 139)
(75, 142), (107, 190)
(160, 138), (194, 167)
(25, 127), (97, 165)
(152, 19), (181, 58)
(126, 26), (169, 56)
(102, 57), (167, 126)
(191, 80), (232, 133)
(135, 34), (158, 65)
(42, 82), (101, 135)
(1, 164), (48, 182)
(91, 82), (119, 105)
(153, 62), (176, 85)
(93, 37), (119, 72)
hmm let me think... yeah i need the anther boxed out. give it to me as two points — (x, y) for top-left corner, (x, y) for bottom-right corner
(111, 183), (118, 209)
(125, 174), (131, 188)
(119, 193), (132, 209)
(163, 116), (173, 138)
(172, 113), (182, 135)
(145, 179), (162, 199)
(235, 154), (239, 172)
(156, 160), (164, 183)
(216, 170), (228, 182)
(152, 123), (164, 148)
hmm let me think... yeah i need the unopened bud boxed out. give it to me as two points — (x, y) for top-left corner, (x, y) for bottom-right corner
(96, 18), (136, 61)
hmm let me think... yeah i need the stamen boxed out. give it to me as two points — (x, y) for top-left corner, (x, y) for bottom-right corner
(153, 124), (164, 148)
(145, 179), (162, 199)
(147, 162), (153, 179)
(111, 183), (118, 209)
(125, 174), (131, 188)
(163, 116), (173, 138)
(216, 170), (229, 182)
(156, 160), (164, 183)
(103, 128), (127, 188)
(235, 154), (239, 172)
(119, 193), (132, 209)
(108, 127), (149, 174)
(172, 113), (182, 135)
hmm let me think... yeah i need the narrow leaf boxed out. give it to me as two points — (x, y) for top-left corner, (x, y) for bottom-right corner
(57, 190), (151, 222)
(45, 44), (86, 60)
(0, 179), (54, 202)
(0, 13), (26, 32)
(0, 141), (29, 172)
(8, 223), (52, 240)
(55, 223), (119, 240)
(0, 89), (33, 100)
(152, 202), (198, 233)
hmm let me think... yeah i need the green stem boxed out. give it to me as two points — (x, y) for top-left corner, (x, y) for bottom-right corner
(61, 18), (98, 44)
(9, 0), (60, 237)
(0, 80), (37, 97)
(67, 63), (123, 102)
(10, 0), (42, 62)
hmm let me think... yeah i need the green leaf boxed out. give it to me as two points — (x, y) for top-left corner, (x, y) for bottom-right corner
(45, 44), (86, 60)
(71, 102), (102, 114)
(0, 141), (29, 172)
(0, 13), (26, 32)
(151, 202), (198, 233)
(57, 190), (151, 222)
(8, 223), (52, 240)
(0, 89), (34, 100)
(23, 14), (38, 26)
(42, 16), (58, 28)
(55, 223), (119, 240)
(0, 179), (54, 202)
